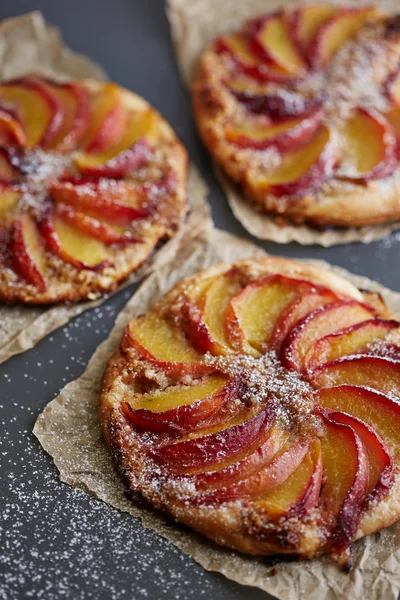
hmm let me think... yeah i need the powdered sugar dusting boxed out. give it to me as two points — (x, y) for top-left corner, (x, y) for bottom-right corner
(0, 433), (221, 600)
(1, 289), (230, 600)
(204, 351), (316, 431)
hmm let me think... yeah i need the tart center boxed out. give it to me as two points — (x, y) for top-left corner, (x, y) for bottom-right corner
(203, 352), (317, 434)
(5, 148), (72, 220)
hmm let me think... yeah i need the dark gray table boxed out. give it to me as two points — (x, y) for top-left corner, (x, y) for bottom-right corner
(1, 1), (399, 599)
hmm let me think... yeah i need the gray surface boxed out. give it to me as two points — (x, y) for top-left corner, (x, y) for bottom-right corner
(1, 1), (399, 599)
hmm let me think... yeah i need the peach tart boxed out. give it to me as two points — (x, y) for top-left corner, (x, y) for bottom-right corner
(0, 76), (187, 303)
(100, 256), (400, 566)
(192, 3), (400, 228)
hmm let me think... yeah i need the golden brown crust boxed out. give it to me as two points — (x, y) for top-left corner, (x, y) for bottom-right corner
(0, 79), (188, 304)
(100, 257), (400, 561)
(191, 7), (400, 228)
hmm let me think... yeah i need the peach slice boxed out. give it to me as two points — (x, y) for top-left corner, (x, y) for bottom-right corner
(0, 225), (9, 264)
(385, 107), (400, 157)
(124, 312), (208, 376)
(291, 4), (337, 57)
(50, 179), (151, 225)
(0, 148), (21, 184)
(271, 288), (341, 352)
(0, 106), (27, 146)
(227, 78), (269, 97)
(192, 438), (311, 505)
(11, 214), (47, 290)
(308, 318), (400, 370)
(123, 377), (236, 436)
(250, 14), (306, 75)
(361, 290), (389, 315)
(318, 411), (369, 552)
(55, 203), (139, 246)
(75, 138), (151, 180)
(184, 272), (242, 355)
(311, 7), (379, 69)
(315, 385), (400, 460)
(40, 207), (111, 270)
(0, 77), (63, 147)
(252, 124), (336, 197)
(150, 408), (275, 475)
(338, 109), (396, 180)
(225, 275), (316, 352)
(226, 110), (321, 151)
(215, 35), (291, 83)
(281, 300), (374, 372)
(327, 411), (393, 504)
(192, 423), (288, 492)
(385, 67), (400, 107)
(123, 406), (179, 435)
(75, 110), (154, 178)
(30, 78), (65, 148)
(81, 83), (126, 153)
(125, 374), (229, 414)
(252, 438), (322, 517)
(231, 88), (322, 120)
(45, 82), (89, 152)
(312, 355), (400, 398)
(0, 189), (20, 220)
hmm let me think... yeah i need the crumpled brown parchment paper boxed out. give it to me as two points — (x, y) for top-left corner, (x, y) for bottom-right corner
(166, 0), (400, 246)
(34, 227), (400, 600)
(0, 12), (211, 365)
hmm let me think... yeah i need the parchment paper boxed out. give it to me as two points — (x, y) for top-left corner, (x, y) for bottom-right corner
(0, 12), (211, 365)
(167, 0), (400, 246)
(34, 227), (400, 600)
(0, 11), (106, 82)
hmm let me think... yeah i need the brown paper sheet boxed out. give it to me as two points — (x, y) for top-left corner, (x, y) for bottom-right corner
(34, 227), (400, 600)
(0, 12), (106, 82)
(0, 12), (211, 365)
(167, 0), (400, 246)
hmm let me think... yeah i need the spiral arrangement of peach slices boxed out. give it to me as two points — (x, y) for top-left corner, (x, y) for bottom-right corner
(0, 76), (186, 303)
(104, 261), (400, 562)
(193, 3), (400, 225)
